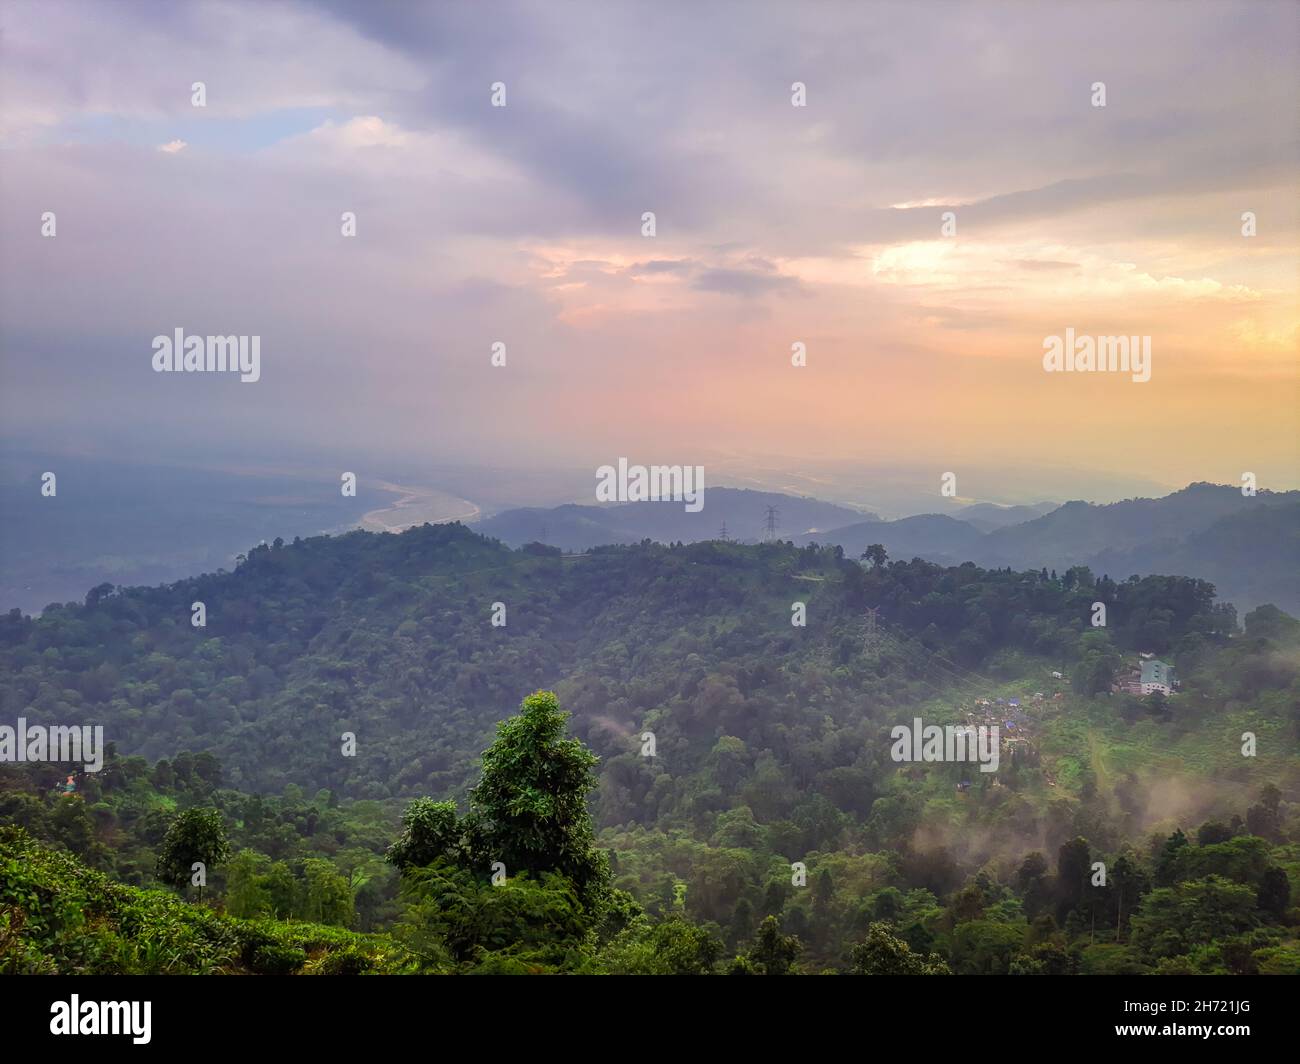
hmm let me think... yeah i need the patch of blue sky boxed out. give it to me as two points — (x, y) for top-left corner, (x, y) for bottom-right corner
(37, 107), (340, 152)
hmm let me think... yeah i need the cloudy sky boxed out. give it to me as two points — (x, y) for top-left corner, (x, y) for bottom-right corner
(1, 0), (1297, 494)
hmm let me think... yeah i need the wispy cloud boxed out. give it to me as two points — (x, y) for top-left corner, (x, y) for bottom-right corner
(0, 0), (1295, 487)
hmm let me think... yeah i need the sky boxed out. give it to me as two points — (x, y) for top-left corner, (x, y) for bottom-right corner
(1, 0), (1297, 500)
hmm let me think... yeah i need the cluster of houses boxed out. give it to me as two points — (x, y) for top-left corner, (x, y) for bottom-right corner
(951, 695), (1045, 791)
(1114, 653), (1178, 697)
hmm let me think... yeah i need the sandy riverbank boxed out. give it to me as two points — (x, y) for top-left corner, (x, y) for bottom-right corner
(359, 481), (481, 533)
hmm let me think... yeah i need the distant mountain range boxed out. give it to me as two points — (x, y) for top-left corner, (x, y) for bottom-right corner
(951, 501), (1061, 532)
(473, 483), (1300, 615)
(5, 458), (1294, 620)
(473, 488), (873, 550)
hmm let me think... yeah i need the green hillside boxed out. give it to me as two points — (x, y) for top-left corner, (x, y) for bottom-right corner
(2, 525), (1298, 973)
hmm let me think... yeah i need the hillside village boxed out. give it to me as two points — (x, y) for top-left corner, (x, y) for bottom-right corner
(942, 651), (1180, 795)
(1113, 654), (1179, 697)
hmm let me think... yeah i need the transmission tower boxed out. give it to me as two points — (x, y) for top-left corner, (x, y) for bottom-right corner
(763, 506), (780, 542)
(718, 521), (730, 541)
(864, 606), (882, 654)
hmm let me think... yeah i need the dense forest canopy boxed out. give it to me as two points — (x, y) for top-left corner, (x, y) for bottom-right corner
(2, 523), (1297, 974)
(0, 522), (1248, 797)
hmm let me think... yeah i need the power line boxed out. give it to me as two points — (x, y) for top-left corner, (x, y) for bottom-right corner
(871, 615), (1004, 701)
(871, 627), (992, 706)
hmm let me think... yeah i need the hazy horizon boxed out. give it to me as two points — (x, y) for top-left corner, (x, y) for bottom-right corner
(2, 0), (1297, 494)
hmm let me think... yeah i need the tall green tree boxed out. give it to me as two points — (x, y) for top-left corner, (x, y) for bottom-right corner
(850, 922), (950, 975)
(224, 849), (272, 918)
(466, 690), (611, 907)
(301, 858), (356, 927)
(387, 798), (462, 872)
(747, 915), (801, 975)
(1055, 836), (1091, 922)
(860, 544), (888, 569)
(155, 808), (230, 895)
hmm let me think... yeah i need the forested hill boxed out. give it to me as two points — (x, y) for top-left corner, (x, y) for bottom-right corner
(4, 522), (1299, 975)
(473, 486), (871, 550)
(0, 520), (1281, 808)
